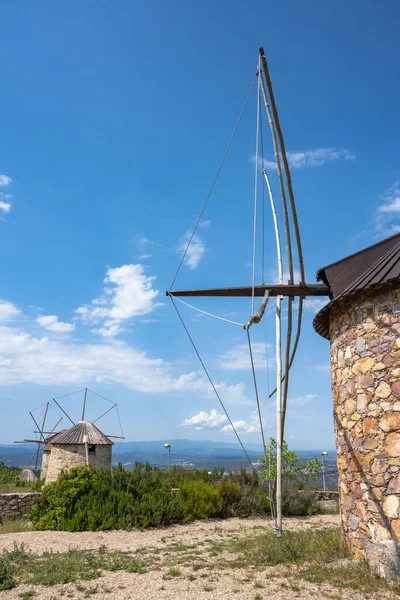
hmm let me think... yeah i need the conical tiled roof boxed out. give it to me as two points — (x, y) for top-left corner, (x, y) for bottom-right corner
(314, 233), (400, 339)
(53, 421), (113, 445)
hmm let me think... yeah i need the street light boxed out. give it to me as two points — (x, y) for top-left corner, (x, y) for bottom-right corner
(164, 443), (171, 470)
(321, 451), (328, 493)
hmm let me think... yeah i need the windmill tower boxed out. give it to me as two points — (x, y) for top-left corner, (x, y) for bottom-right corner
(44, 421), (113, 484)
(314, 232), (400, 580)
(15, 388), (124, 485)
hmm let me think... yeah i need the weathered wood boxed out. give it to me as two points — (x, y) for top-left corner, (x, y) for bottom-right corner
(167, 283), (330, 298)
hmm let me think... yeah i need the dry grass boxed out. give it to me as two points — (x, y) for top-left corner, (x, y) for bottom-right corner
(0, 517), (399, 599)
(0, 520), (35, 535)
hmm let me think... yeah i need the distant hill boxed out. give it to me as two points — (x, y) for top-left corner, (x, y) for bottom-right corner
(0, 439), (336, 479)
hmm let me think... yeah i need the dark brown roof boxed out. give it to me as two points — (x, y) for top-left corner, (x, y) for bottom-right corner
(313, 232), (400, 339)
(43, 430), (68, 452)
(53, 421), (113, 446)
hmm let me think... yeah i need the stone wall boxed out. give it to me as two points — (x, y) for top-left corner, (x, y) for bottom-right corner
(0, 493), (41, 520)
(40, 450), (50, 480)
(330, 283), (400, 579)
(45, 443), (112, 483)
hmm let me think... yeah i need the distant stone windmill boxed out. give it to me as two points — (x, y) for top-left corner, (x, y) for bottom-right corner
(15, 388), (124, 485)
(167, 46), (400, 580)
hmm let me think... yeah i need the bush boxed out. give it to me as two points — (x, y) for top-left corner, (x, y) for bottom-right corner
(0, 461), (21, 485)
(0, 553), (15, 591)
(281, 484), (317, 517)
(30, 462), (274, 531)
(179, 481), (223, 520)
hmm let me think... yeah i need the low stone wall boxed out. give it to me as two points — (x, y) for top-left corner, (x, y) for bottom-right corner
(0, 493), (41, 520)
(314, 491), (339, 502)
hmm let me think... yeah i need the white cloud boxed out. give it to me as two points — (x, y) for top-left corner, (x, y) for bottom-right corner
(0, 319), (253, 405)
(0, 301), (20, 322)
(0, 174), (12, 187)
(0, 200), (11, 213)
(177, 232), (205, 270)
(303, 298), (328, 314)
(378, 184), (400, 213)
(91, 325), (121, 338)
(374, 183), (400, 236)
(76, 264), (160, 336)
(260, 148), (356, 170)
(289, 393), (316, 406)
(36, 315), (75, 333)
(218, 342), (270, 371)
(309, 364), (331, 372)
(182, 408), (227, 430)
(221, 411), (260, 434)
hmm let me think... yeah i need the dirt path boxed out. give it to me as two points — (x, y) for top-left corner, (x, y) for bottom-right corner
(1, 515), (396, 600)
(0, 514), (339, 554)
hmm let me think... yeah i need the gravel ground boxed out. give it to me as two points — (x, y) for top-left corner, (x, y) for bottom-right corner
(0, 514), (339, 554)
(0, 514), (394, 600)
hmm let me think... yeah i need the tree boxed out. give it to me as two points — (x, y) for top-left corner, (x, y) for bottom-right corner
(259, 438), (322, 487)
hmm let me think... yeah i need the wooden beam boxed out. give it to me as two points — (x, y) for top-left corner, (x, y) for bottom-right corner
(167, 283), (330, 298)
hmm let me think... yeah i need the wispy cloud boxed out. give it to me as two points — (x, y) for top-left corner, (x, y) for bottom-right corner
(0, 199), (11, 213)
(289, 393), (316, 406)
(177, 231), (205, 270)
(303, 298), (328, 314)
(0, 174), (12, 187)
(183, 408), (261, 434)
(36, 315), (75, 333)
(182, 409), (227, 430)
(255, 147), (356, 170)
(0, 174), (13, 215)
(76, 264), (160, 336)
(374, 183), (400, 237)
(221, 411), (260, 434)
(0, 300), (20, 322)
(309, 364), (331, 372)
(218, 342), (272, 371)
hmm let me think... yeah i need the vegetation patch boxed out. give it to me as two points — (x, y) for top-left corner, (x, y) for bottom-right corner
(229, 527), (345, 568)
(0, 543), (147, 591)
(0, 519), (35, 535)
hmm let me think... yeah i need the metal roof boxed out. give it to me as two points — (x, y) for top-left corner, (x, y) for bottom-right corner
(53, 421), (113, 446)
(313, 232), (400, 339)
(43, 430), (67, 451)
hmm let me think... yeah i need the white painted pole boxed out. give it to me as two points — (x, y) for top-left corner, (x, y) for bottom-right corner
(260, 76), (284, 537)
(83, 434), (89, 466)
(263, 169), (283, 536)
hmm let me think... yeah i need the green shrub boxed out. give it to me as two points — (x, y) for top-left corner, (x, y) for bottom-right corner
(233, 485), (269, 517)
(0, 461), (21, 485)
(0, 552), (15, 591)
(30, 462), (272, 531)
(30, 466), (98, 530)
(179, 481), (223, 520)
(281, 484), (317, 517)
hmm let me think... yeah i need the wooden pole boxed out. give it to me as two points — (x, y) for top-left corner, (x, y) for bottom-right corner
(82, 388), (88, 421)
(276, 293), (283, 536)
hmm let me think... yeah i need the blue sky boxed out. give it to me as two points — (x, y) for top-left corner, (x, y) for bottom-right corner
(1, 1), (400, 449)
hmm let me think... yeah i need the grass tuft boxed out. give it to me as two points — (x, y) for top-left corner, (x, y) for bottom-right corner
(0, 519), (35, 535)
(229, 527), (346, 568)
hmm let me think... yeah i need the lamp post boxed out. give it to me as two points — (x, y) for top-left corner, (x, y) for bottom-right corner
(164, 443), (171, 470)
(321, 451), (328, 493)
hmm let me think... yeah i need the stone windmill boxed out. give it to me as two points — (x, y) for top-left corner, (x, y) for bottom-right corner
(16, 388), (124, 485)
(41, 421), (114, 484)
(166, 46), (400, 580)
(313, 232), (400, 579)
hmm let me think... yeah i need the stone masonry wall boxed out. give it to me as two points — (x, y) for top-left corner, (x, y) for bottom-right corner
(330, 283), (400, 579)
(40, 450), (50, 480)
(45, 444), (112, 484)
(0, 493), (41, 520)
